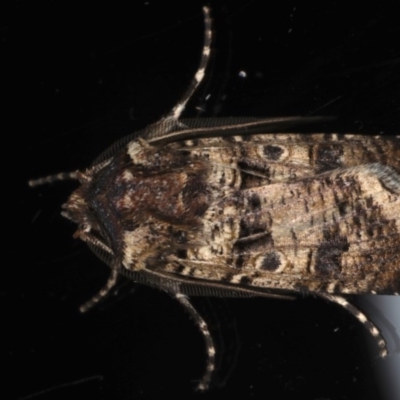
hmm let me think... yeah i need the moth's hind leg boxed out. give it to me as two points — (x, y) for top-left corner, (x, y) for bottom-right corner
(175, 293), (216, 391)
(319, 293), (388, 357)
(79, 270), (119, 313)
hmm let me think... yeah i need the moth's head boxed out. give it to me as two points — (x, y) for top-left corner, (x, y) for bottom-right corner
(61, 183), (94, 238)
(63, 168), (117, 257)
(29, 165), (114, 257)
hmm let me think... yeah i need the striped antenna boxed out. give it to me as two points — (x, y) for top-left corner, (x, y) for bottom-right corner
(28, 171), (80, 187)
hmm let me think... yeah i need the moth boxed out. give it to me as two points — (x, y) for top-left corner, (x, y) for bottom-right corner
(30, 6), (400, 391)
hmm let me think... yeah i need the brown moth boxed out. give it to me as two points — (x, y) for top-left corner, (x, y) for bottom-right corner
(29, 6), (400, 391)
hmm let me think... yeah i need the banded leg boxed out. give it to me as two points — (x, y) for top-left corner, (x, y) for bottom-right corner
(320, 293), (388, 357)
(79, 269), (119, 313)
(175, 293), (216, 391)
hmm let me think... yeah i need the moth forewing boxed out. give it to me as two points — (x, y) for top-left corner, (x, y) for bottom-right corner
(119, 132), (400, 294)
(29, 5), (400, 391)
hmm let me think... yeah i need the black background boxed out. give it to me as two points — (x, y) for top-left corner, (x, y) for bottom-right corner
(3, 1), (400, 399)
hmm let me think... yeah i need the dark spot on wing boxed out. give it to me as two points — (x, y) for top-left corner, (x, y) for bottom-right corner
(263, 145), (284, 160)
(259, 251), (281, 271)
(315, 143), (344, 173)
(249, 192), (261, 210)
(239, 275), (253, 285)
(315, 227), (349, 276)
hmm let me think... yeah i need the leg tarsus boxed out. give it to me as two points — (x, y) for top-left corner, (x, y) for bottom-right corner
(175, 293), (216, 391)
(319, 293), (388, 357)
(79, 270), (119, 313)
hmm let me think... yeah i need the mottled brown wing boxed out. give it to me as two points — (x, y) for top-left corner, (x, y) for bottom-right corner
(151, 134), (400, 296)
(237, 163), (400, 295)
(170, 132), (400, 183)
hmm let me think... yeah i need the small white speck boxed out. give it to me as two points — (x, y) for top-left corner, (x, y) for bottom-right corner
(288, 28), (293, 34)
(238, 70), (247, 78)
(205, 93), (211, 100)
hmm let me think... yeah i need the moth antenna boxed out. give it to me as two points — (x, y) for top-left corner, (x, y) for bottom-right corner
(79, 269), (119, 313)
(167, 6), (212, 121)
(320, 293), (388, 357)
(175, 293), (216, 391)
(28, 171), (80, 187)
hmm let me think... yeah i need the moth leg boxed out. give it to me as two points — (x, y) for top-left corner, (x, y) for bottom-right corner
(79, 269), (119, 313)
(319, 293), (388, 357)
(175, 293), (216, 391)
(167, 6), (212, 121)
